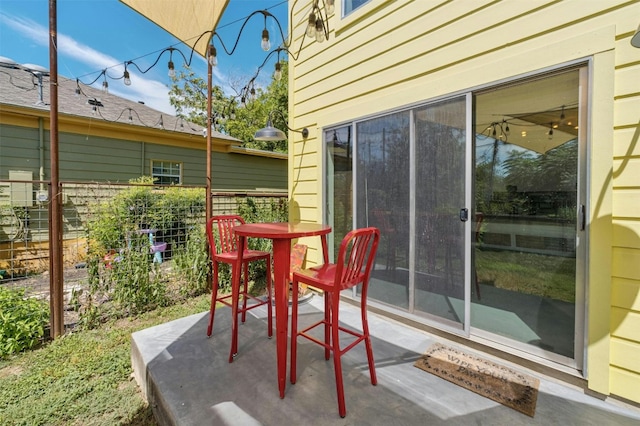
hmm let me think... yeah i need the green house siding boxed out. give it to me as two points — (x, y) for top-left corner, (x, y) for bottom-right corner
(0, 123), (286, 191)
(0, 125), (41, 174)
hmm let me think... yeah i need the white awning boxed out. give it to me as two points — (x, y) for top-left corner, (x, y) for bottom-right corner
(119, 0), (230, 57)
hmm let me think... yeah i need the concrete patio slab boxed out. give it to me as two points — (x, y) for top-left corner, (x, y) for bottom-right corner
(131, 296), (640, 425)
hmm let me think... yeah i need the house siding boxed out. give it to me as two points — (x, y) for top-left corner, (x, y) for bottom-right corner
(289, 0), (640, 403)
(0, 123), (286, 191)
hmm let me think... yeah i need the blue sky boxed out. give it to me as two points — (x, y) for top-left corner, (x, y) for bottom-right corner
(0, 0), (288, 114)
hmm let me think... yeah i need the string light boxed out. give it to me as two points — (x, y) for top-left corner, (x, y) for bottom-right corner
(123, 63), (131, 86)
(274, 61), (282, 81)
(208, 44), (217, 67)
(326, 0), (335, 15)
(72, 3), (329, 94)
(261, 12), (271, 51)
(168, 55), (175, 77)
(12, 3), (330, 134)
(102, 70), (109, 93)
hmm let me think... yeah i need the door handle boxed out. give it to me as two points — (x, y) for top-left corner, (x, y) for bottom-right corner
(459, 208), (468, 222)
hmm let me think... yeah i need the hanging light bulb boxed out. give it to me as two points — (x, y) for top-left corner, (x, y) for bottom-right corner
(208, 45), (217, 67)
(75, 85), (81, 96)
(123, 69), (131, 86)
(274, 62), (282, 81)
(102, 80), (109, 93)
(548, 123), (554, 140)
(158, 115), (164, 129)
(168, 60), (175, 77)
(91, 105), (97, 115)
(307, 12), (317, 38)
(128, 110), (133, 124)
(503, 119), (510, 136)
(326, 0), (335, 14)
(315, 17), (325, 42)
(261, 28), (271, 51)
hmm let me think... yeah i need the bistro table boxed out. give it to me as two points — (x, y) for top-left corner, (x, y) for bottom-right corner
(233, 222), (331, 398)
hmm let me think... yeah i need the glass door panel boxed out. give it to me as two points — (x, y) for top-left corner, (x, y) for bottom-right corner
(356, 112), (411, 308)
(325, 126), (354, 261)
(473, 69), (581, 360)
(413, 97), (468, 327)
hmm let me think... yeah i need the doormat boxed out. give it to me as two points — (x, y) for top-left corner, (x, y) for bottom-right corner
(414, 343), (539, 417)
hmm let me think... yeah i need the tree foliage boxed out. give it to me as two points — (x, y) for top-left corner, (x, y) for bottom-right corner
(168, 61), (289, 152)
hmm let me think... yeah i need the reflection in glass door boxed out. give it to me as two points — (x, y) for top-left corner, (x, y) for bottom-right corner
(352, 97), (469, 331)
(472, 68), (584, 363)
(413, 98), (468, 328)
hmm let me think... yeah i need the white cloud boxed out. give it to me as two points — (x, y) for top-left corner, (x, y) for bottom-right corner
(0, 12), (176, 114)
(0, 11), (273, 115)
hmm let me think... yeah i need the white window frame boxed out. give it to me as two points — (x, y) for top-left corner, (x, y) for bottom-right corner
(151, 160), (182, 185)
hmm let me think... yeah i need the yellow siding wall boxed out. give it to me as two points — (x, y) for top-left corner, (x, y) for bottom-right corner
(289, 0), (640, 402)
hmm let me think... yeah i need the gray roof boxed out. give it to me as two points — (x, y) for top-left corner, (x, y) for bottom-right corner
(0, 63), (239, 142)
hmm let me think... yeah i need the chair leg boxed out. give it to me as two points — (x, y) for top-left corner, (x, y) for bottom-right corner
(324, 294), (331, 360)
(330, 295), (347, 418)
(266, 257), (273, 338)
(289, 276), (299, 384)
(241, 261), (249, 323)
(207, 261), (220, 337)
(361, 305), (377, 385)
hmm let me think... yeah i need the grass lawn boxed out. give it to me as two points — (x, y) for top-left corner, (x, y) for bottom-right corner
(476, 249), (576, 303)
(0, 294), (211, 426)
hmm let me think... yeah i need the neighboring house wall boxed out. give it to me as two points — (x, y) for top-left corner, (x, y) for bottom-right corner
(289, 0), (639, 404)
(0, 65), (287, 191)
(0, 122), (286, 191)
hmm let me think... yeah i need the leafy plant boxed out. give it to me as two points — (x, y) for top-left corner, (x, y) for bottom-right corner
(172, 225), (209, 297)
(236, 197), (288, 294)
(0, 287), (49, 358)
(82, 178), (205, 326)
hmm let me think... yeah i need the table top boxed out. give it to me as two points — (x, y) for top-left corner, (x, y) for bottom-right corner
(234, 222), (331, 239)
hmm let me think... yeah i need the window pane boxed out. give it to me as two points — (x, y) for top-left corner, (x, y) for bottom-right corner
(152, 160), (181, 185)
(343, 0), (370, 16)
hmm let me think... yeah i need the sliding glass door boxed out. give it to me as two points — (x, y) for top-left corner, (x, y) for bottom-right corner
(323, 65), (586, 366)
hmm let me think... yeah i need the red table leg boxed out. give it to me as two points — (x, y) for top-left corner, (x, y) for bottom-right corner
(228, 235), (245, 362)
(271, 238), (291, 398)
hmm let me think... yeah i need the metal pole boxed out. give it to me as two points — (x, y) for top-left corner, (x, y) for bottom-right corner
(48, 0), (64, 337)
(206, 60), (212, 222)
(205, 50), (213, 293)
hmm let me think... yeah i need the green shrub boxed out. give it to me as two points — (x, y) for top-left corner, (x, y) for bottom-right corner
(173, 225), (210, 297)
(0, 287), (49, 358)
(81, 178), (205, 326)
(235, 197), (288, 295)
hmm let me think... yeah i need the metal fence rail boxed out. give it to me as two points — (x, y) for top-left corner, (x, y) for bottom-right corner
(0, 179), (287, 329)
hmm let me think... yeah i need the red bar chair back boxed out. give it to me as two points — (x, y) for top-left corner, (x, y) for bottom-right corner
(290, 227), (380, 418)
(205, 215), (273, 349)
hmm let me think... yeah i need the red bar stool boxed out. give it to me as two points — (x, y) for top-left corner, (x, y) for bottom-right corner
(290, 227), (380, 418)
(205, 215), (273, 356)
